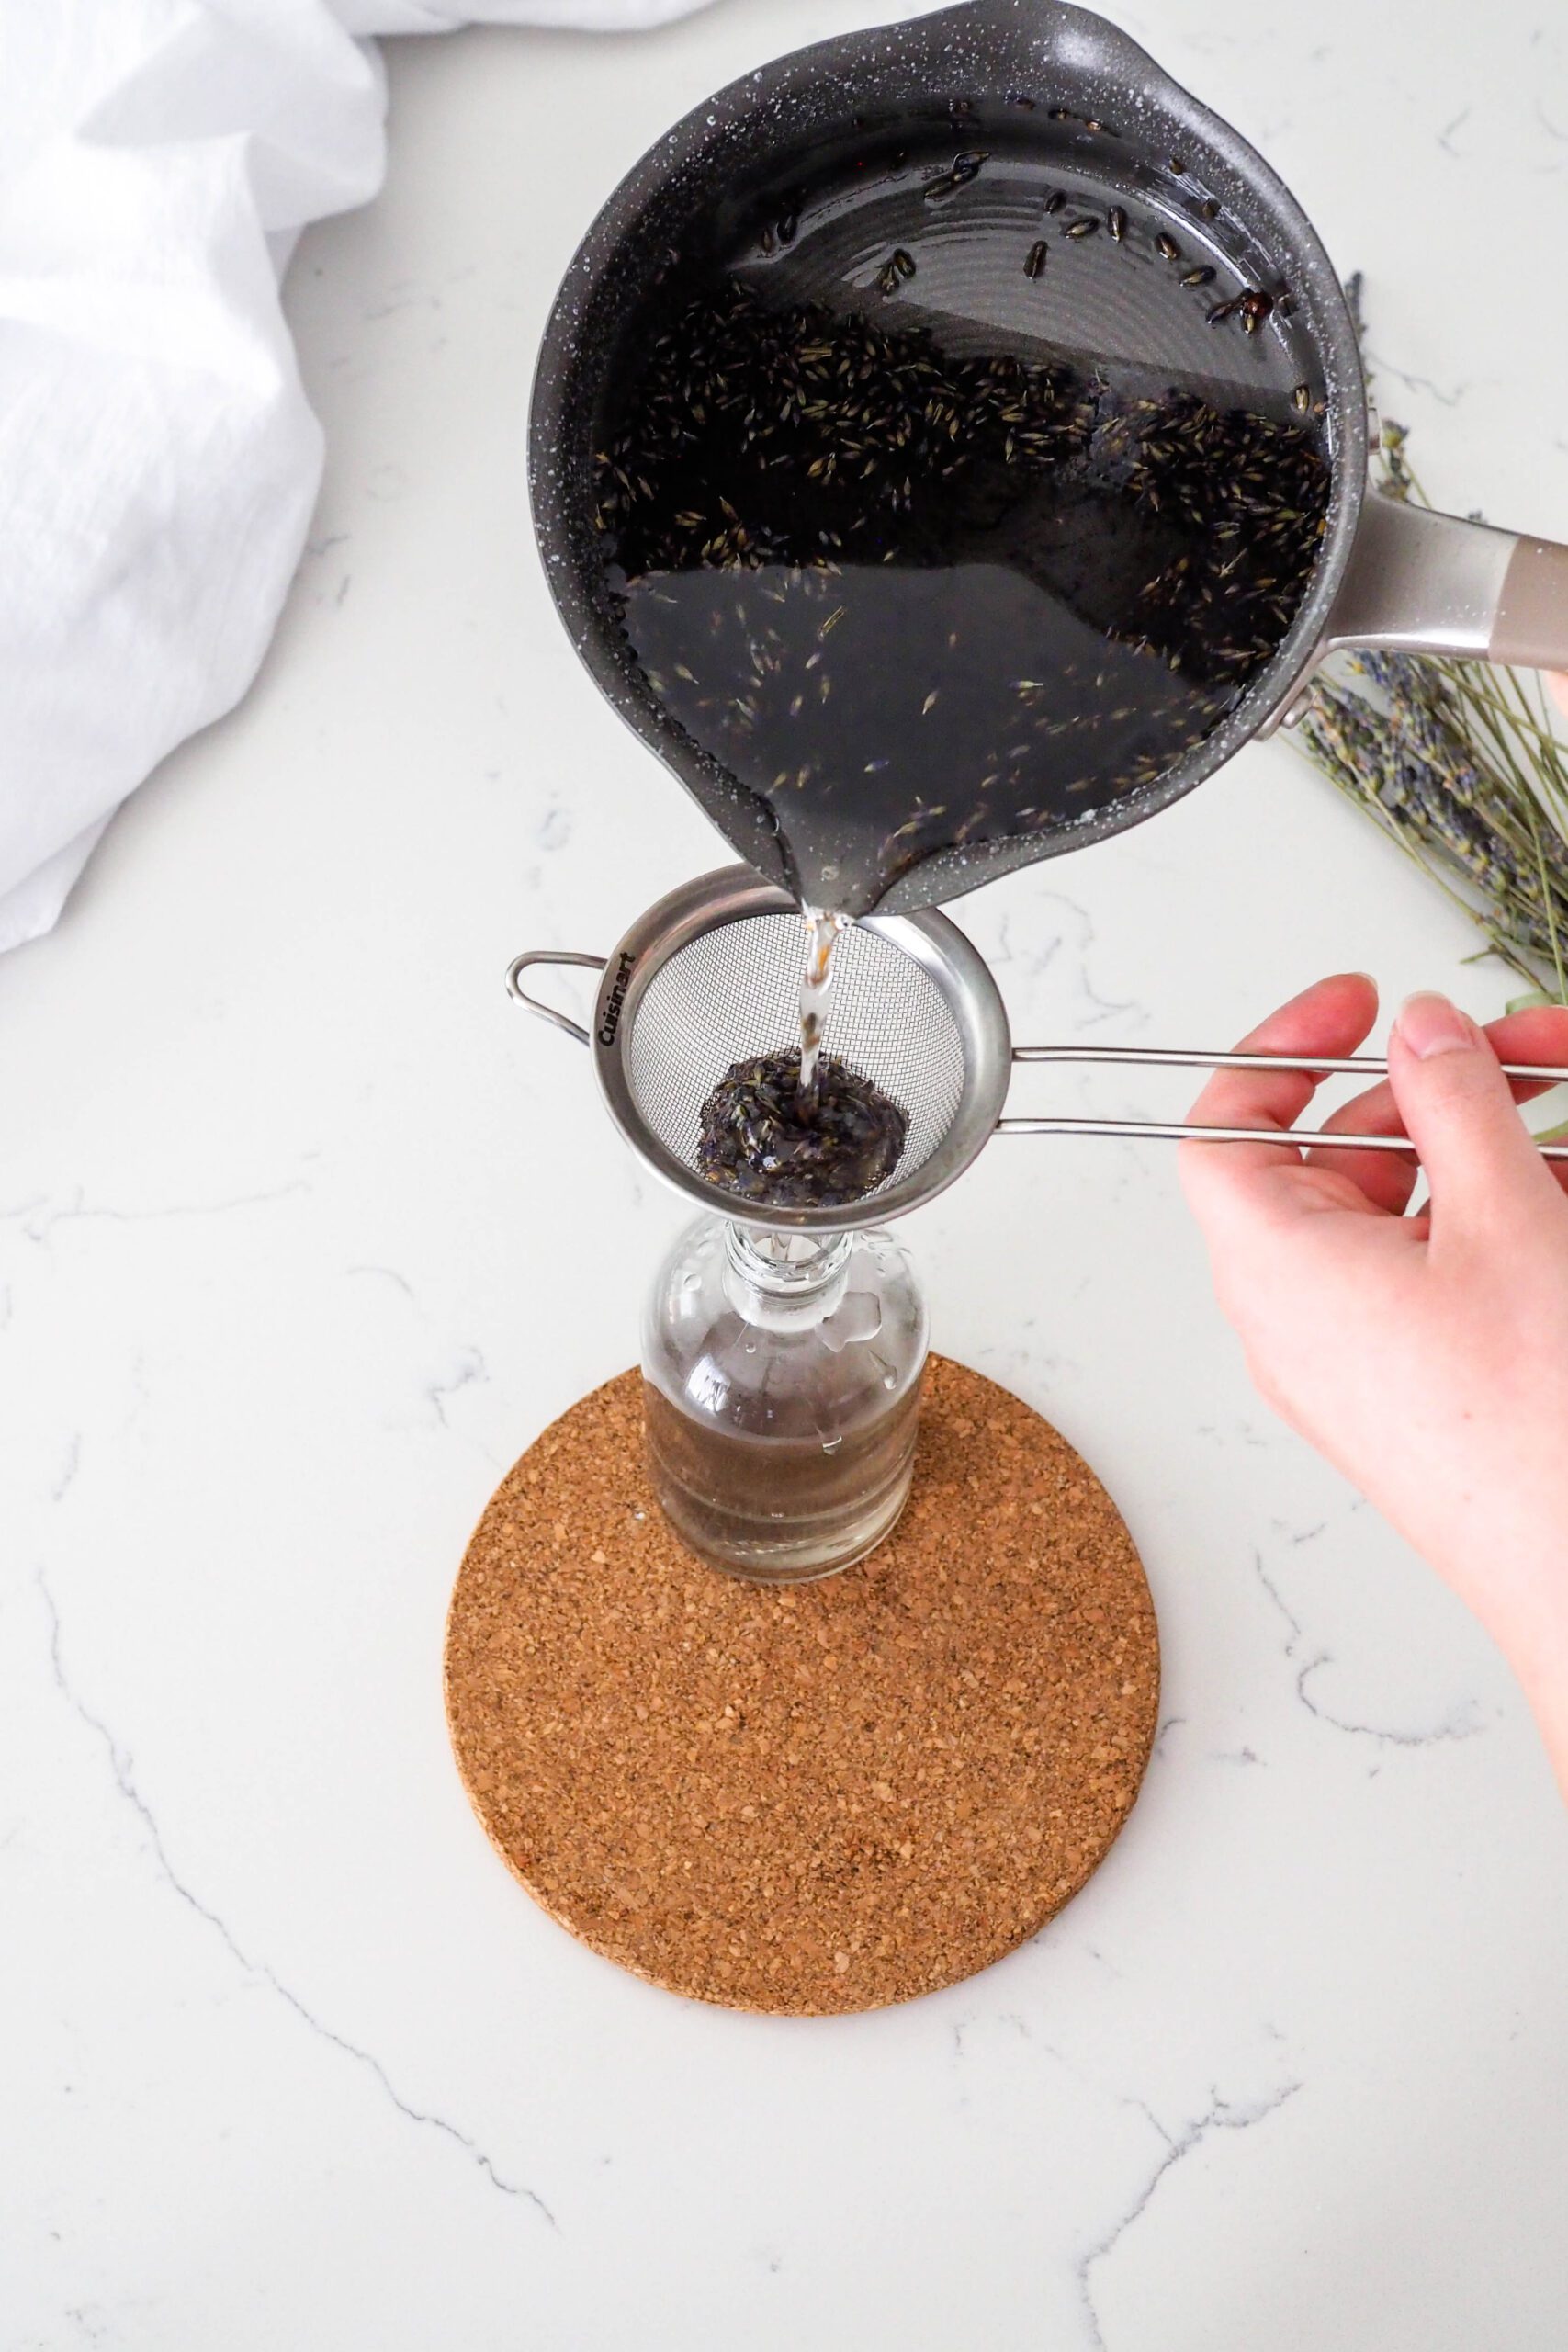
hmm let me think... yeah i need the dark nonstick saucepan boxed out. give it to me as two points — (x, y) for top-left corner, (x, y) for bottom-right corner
(528, 0), (1568, 916)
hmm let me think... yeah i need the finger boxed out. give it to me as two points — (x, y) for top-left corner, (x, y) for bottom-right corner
(1490, 1005), (1568, 1200)
(1179, 971), (1380, 1231)
(1388, 991), (1565, 1241)
(1304, 1086), (1423, 1215)
(1184, 971), (1380, 1139)
(1549, 673), (1568, 722)
(1305, 1003), (1568, 1213)
(1323, 1005), (1568, 1129)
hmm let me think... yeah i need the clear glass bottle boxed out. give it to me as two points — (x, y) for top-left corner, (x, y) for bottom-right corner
(641, 1216), (928, 1582)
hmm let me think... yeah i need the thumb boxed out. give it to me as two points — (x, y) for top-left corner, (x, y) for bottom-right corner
(1389, 990), (1556, 1234)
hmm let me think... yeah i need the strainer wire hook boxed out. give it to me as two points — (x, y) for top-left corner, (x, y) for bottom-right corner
(505, 948), (607, 1046)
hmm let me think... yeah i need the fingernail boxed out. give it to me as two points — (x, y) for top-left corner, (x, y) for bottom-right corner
(1397, 991), (1475, 1059)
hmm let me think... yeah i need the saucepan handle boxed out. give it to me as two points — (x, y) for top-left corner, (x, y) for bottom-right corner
(1319, 493), (1568, 672)
(504, 949), (606, 1046)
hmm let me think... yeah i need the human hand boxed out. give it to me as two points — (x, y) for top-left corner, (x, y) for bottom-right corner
(1179, 977), (1568, 1789)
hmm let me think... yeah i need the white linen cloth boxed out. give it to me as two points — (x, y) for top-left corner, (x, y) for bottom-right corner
(0, 0), (712, 951)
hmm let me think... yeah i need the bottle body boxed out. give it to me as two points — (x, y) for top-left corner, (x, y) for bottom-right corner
(641, 1216), (928, 1582)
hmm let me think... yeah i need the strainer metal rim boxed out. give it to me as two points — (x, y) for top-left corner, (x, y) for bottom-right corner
(589, 865), (1011, 1232)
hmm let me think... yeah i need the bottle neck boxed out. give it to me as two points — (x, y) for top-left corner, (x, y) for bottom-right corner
(722, 1225), (853, 1331)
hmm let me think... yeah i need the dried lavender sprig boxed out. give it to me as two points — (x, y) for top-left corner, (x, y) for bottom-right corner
(1362, 435), (1568, 945)
(1303, 651), (1568, 984)
(1351, 649), (1568, 889)
(1292, 390), (1568, 998)
(1304, 685), (1548, 910)
(1298, 680), (1565, 988)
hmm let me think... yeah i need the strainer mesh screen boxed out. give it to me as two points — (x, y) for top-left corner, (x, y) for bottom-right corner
(626, 912), (966, 1193)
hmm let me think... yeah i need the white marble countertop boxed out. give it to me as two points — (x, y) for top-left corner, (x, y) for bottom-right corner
(5, 3), (1568, 2345)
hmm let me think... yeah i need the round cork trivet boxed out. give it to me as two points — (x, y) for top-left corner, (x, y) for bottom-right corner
(445, 1357), (1157, 2015)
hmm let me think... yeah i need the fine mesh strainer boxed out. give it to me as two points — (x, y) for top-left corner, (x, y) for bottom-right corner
(509, 867), (1006, 1234)
(508, 866), (1568, 1233)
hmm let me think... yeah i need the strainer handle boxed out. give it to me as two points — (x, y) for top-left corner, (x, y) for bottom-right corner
(998, 1042), (1568, 1159)
(504, 949), (606, 1045)
(1008, 1046), (1568, 1080)
(997, 1116), (1568, 1161)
